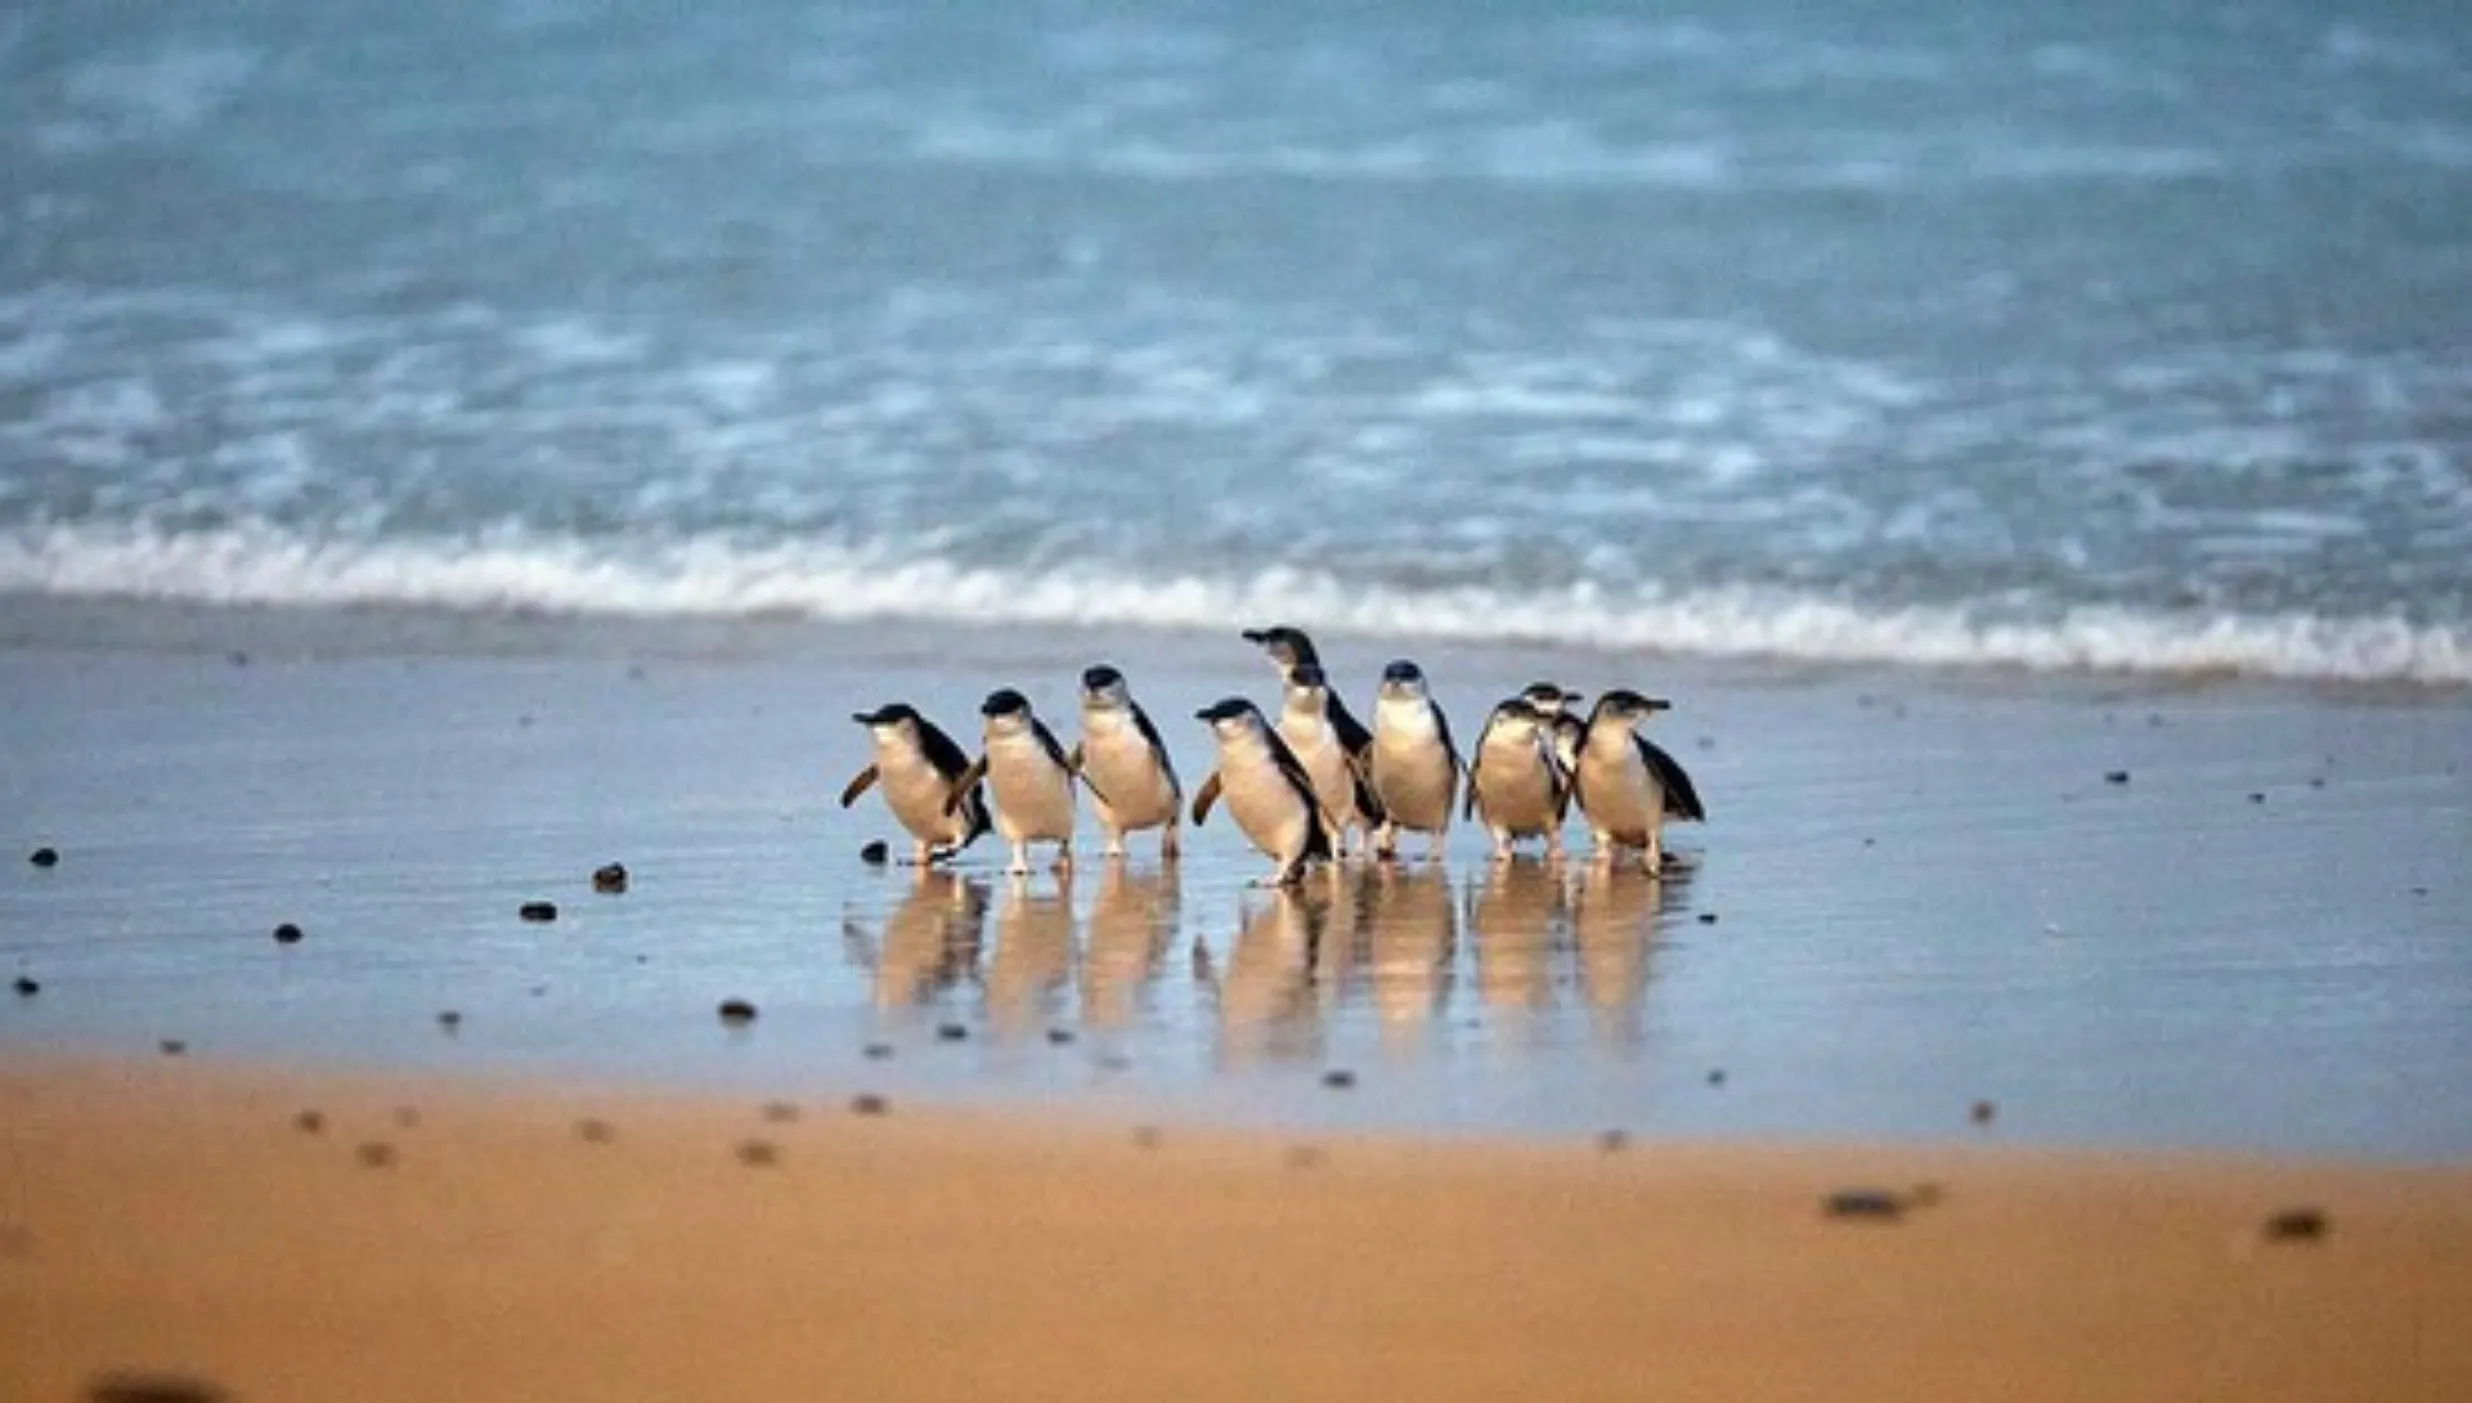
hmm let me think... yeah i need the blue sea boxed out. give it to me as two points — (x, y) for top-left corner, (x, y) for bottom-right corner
(3, 0), (2470, 684)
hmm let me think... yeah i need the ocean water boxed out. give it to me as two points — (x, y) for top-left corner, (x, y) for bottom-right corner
(3, 0), (2470, 684)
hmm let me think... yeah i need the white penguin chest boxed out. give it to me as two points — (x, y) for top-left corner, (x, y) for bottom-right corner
(879, 746), (965, 840)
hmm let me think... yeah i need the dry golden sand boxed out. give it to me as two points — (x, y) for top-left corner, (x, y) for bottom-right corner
(4, 1060), (2470, 1403)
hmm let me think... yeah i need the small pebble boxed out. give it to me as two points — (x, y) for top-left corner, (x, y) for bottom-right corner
(736, 1139), (780, 1167)
(1098, 1052), (1134, 1072)
(1597, 1129), (1631, 1153)
(859, 840), (890, 866)
(2410, 886), (2429, 897)
(12, 976), (37, 997)
(936, 1021), (969, 1042)
(717, 998), (758, 1026)
(1706, 1068), (1727, 1087)
(1696, 911), (1719, 925)
(1971, 1099), (1998, 1126)
(519, 901), (558, 923)
(272, 922), (304, 946)
(760, 1100), (800, 1123)
(1907, 1181), (1948, 1209)
(1320, 1068), (1357, 1090)
(591, 862), (629, 894)
(2308, 776), (2326, 789)
(29, 846), (59, 868)
(862, 1041), (895, 1060)
(85, 1372), (232, 1403)
(850, 1093), (890, 1117)
(2262, 1207), (2330, 1243)
(1822, 1188), (1905, 1222)
(157, 1038), (187, 1057)
(293, 1110), (326, 1135)
(436, 1009), (463, 1030)
(576, 1118), (616, 1145)
(2104, 770), (2131, 785)
(1045, 1027), (1077, 1046)
(355, 1142), (396, 1169)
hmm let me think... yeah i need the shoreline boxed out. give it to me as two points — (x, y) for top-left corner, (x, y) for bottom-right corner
(6, 1056), (2470, 1403)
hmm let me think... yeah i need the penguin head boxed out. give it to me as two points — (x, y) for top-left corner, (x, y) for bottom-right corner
(1079, 664), (1131, 708)
(1486, 697), (1546, 741)
(1281, 662), (1329, 709)
(1377, 659), (1430, 701)
(1590, 689), (1674, 727)
(1242, 625), (1319, 672)
(1195, 696), (1267, 738)
(1520, 681), (1582, 715)
(980, 688), (1035, 733)
(853, 702), (923, 737)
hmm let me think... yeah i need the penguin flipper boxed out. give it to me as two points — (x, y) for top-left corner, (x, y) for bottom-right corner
(1327, 692), (1375, 758)
(945, 756), (990, 815)
(838, 763), (879, 808)
(1637, 737), (1707, 821)
(1130, 702), (1182, 797)
(1192, 771), (1223, 826)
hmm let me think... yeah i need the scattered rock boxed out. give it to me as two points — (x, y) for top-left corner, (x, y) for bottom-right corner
(1597, 1129), (1631, 1153)
(1320, 1068), (1357, 1091)
(1822, 1188), (1906, 1222)
(12, 976), (37, 997)
(859, 840), (890, 866)
(1706, 1068), (1727, 1087)
(2410, 886), (2429, 897)
(157, 1038), (187, 1057)
(760, 1100), (800, 1123)
(1696, 911), (1719, 925)
(735, 1139), (780, 1167)
(936, 1021), (969, 1042)
(355, 1142), (396, 1169)
(1045, 1027), (1077, 1046)
(850, 1093), (890, 1117)
(717, 998), (758, 1027)
(436, 1009), (463, 1031)
(2309, 776), (2326, 789)
(591, 863), (629, 894)
(28, 846), (59, 869)
(272, 922), (304, 946)
(84, 1372), (232, 1403)
(1971, 1099), (1998, 1126)
(2249, 792), (2266, 804)
(2104, 770), (2131, 785)
(518, 901), (558, 923)
(293, 1110), (326, 1135)
(576, 1118), (616, 1145)
(2262, 1207), (2329, 1243)
(528, 984), (549, 997)
(862, 1041), (895, 1060)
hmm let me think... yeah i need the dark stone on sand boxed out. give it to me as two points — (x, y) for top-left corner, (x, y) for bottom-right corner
(2411, 886), (2429, 897)
(2263, 1207), (2329, 1242)
(1697, 911), (1719, 925)
(1597, 1129), (1631, 1153)
(2104, 770), (2131, 785)
(1046, 1027), (1077, 1046)
(293, 1110), (326, 1135)
(85, 1372), (232, 1403)
(1707, 1069), (1727, 1087)
(859, 840), (890, 866)
(761, 1100), (800, 1123)
(1321, 1068), (1357, 1090)
(1971, 1099), (1998, 1126)
(2309, 776), (2326, 789)
(355, 1142), (397, 1169)
(1822, 1188), (1906, 1222)
(576, 1118), (616, 1145)
(519, 900), (558, 923)
(936, 1021), (969, 1042)
(437, 1009), (463, 1030)
(717, 998), (758, 1026)
(863, 1041), (895, 1060)
(29, 846), (59, 868)
(850, 1093), (890, 1117)
(158, 1038), (186, 1057)
(736, 1140), (780, 1167)
(13, 976), (37, 997)
(2250, 792), (2267, 803)
(592, 862), (629, 894)
(272, 922), (304, 945)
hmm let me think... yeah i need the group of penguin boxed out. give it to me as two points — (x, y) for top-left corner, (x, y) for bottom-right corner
(841, 626), (1706, 887)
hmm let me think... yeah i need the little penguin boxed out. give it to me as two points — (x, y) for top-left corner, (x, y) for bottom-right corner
(1518, 681), (1587, 779)
(1074, 663), (1182, 860)
(1274, 662), (1385, 856)
(1242, 624), (1374, 768)
(951, 689), (1082, 875)
(1465, 697), (1570, 861)
(1191, 697), (1333, 887)
(842, 703), (991, 865)
(1571, 689), (1707, 876)
(1369, 659), (1462, 861)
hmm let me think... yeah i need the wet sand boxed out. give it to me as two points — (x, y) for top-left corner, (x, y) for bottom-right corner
(5, 1057), (2470, 1403)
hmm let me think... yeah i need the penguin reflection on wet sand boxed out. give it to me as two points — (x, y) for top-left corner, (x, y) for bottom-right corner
(842, 703), (991, 865)
(1275, 663), (1386, 856)
(1465, 697), (1570, 862)
(1073, 664), (1183, 860)
(1191, 697), (1334, 887)
(951, 689), (1082, 875)
(1573, 689), (1707, 876)
(1369, 660), (1463, 861)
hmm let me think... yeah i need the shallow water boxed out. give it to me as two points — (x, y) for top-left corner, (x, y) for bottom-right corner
(4, 631), (2467, 1157)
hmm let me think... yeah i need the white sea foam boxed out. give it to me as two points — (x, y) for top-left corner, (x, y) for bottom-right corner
(1, 525), (2462, 688)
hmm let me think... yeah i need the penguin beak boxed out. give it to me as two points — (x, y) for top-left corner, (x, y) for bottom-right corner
(1643, 697), (1673, 713)
(1240, 629), (1268, 645)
